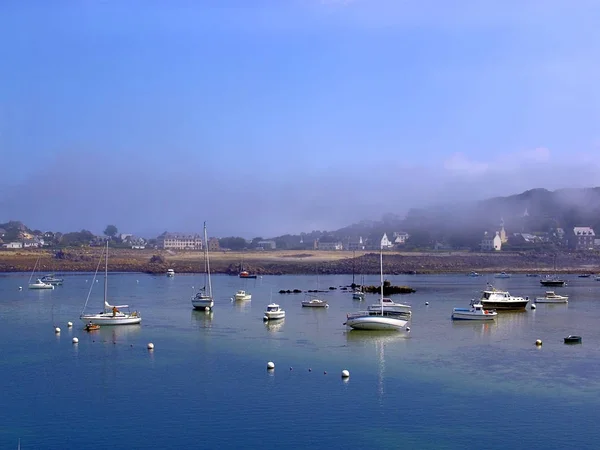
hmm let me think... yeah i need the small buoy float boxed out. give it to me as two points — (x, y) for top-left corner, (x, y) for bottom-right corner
(425, 302), (429, 306)
(535, 339), (542, 346)
(147, 343), (154, 350)
(205, 307), (210, 312)
(406, 327), (411, 332)
(267, 361), (275, 370)
(324, 371), (327, 375)
(72, 337), (79, 344)
(531, 304), (537, 310)
(54, 327), (61, 334)
(341, 369), (350, 378)
(18, 286), (22, 291)
(289, 367), (293, 371)
(67, 321), (73, 328)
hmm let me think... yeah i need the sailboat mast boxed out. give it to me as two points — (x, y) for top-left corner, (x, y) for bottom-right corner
(204, 222), (212, 297)
(352, 250), (356, 285)
(104, 240), (108, 311)
(380, 248), (384, 315)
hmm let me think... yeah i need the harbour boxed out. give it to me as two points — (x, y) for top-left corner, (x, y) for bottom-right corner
(2, 272), (600, 448)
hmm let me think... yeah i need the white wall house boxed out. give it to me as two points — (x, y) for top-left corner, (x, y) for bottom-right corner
(157, 233), (203, 250)
(393, 232), (410, 245)
(380, 233), (394, 249)
(481, 231), (502, 251)
(3, 242), (23, 249)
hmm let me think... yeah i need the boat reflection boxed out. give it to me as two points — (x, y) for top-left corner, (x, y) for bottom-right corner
(451, 320), (497, 335)
(191, 309), (214, 328)
(264, 319), (284, 332)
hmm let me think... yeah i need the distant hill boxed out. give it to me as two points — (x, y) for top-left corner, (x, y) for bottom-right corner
(271, 187), (600, 249)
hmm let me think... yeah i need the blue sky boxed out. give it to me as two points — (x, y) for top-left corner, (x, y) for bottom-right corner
(1, 0), (600, 238)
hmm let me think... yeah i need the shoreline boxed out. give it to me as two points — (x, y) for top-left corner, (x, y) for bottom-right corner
(1, 248), (599, 275)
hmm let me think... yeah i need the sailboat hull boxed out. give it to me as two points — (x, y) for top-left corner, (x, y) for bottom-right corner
(344, 315), (408, 331)
(192, 297), (214, 310)
(80, 313), (141, 325)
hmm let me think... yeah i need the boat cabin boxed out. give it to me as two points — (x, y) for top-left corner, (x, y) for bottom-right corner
(266, 304), (280, 312)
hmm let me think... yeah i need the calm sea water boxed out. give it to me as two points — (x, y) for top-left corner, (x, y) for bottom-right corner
(1, 272), (600, 449)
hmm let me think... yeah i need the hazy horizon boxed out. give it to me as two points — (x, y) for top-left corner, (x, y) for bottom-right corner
(2, 2), (600, 238)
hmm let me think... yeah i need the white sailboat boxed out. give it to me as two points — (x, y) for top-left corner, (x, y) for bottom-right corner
(192, 222), (215, 311)
(28, 256), (54, 290)
(344, 250), (410, 331)
(80, 242), (141, 325)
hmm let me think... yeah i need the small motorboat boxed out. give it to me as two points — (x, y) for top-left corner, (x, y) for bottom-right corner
(85, 322), (101, 331)
(351, 289), (365, 301)
(40, 274), (64, 285)
(239, 271), (257, 279)
(263, 303), (285, 321)
(578, 274), (591, 278)
(468, 271), (480, 277)
(494, 272), (511, 279)
(234, 290), (252, 301)
(452, 301), (497, 321)
(166, 269), (175, 277)
(535, 291), (568, 303)
(564, 335), (582, 344)
(301, 296), (328, 308)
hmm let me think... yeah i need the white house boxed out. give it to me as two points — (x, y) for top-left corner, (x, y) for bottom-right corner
(393, 232), (410, 245)
(3, 242), (23, 249)
(380, 233), (394, 249)
(257, 240), (277, 250)
(480, 231), (502, 251)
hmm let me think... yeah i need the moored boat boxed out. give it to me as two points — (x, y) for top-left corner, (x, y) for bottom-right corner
(234, 290), (252, 301)
(84, 322), (101, 331)
(367, 297), (411, 316)
(166, 269), (175, 277)
(494, 272), (511, 279)
(191, 223), (215, 311)
(535, 291), (568, 303)
(263, 303), (285, 321)
(40, 274), (64, 285)
(564, 335), (582, 344)
(479, 285), (529, 311)
(28, 279), (54, 290)
(239, 271), (257, 279)
(301, 295), (328, 308)
(540, 276), (566, 287)
(451, 301), (497, 321)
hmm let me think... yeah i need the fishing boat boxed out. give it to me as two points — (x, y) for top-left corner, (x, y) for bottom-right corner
(234, 290), (252, 301)
(535, 291), (568, 303)
(192, 222), (215, 311)
(451, 301), (497, 321)
(28, 257), (54, 289)
(539, 276), (566, 287)
(263, 303), (285, 321)
(343, 250), (410, 331)
(578, 274), (591, 278)
(468, 271), (480, 277)
(479, 285), (529, 311)
(166, 269), (175, 277)
(80, 241), (142, 325)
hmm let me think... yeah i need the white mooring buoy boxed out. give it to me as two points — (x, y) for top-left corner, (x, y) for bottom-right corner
(535, 339), (542, 346)
(18, 286), (23, 291)
(341, 369), (350, 378)
(72, 337), (79, 344)
(531, 303), (537, 310)
(267, 361), (275, 370)
(425, 302), (429, 306)
(147, 343), (155, 350)
(67, 321), (73, 328)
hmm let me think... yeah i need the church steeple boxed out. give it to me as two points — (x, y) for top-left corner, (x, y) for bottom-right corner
(499, 217), (507, 243)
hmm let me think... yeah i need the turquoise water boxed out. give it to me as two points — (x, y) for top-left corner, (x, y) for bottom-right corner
(1, 272), (600, 449)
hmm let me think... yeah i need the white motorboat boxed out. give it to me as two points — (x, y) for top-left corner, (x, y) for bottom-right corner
(352, 289), (365, 301)
(301, 295), (328, 308)
(494, 272), (511, 279)
(367, 297), (411, 316)
(452, 301), (497, 320)
(29, 279), (54, 290)
(166, 269), (175, 277)
(234, 290), (252, 301)
(343, 250), (410, 332)
(80, 242), (141, 325)
(40, 274), (64, 285)
(535, 291), (568, 303)
(191, 223), (214, 311)
(468, 271), (480, 277)
(263, 303), (285, 321)
(479, 285), (529, 311)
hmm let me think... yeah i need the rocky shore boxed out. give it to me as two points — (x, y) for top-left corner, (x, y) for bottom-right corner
(1, 248), (599, 275)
